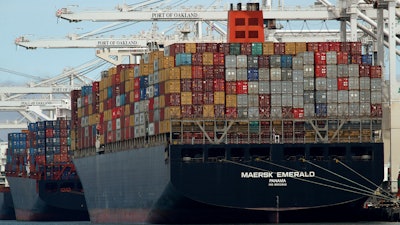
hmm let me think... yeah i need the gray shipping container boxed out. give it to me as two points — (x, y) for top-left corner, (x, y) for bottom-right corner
(348, 64), (359, 77)
(326, 65), (338, 78)
(303, 65), (314, 78)
(259, 68), (270, 80)
(237, 68), (248, 81)
(237, 55), (248, 68)
(299, 51), (314, 65)
(292, 56), (304, 70)
(359, 90), (371, 103)
(316, 91), (327, 104)
(349, 90), (360, 103)
(359, 77), (371, 90)
(327, 90), (338, 103)
(304, 103), (315, 117)
(258, 81), (270, 94)
(225, 55), (237, 68)
(270, 55), (281, 68)
(304, 91), (315, 104)
(371, 91), (382, 104)
(247, 55), (258, 68)
(237, 94), (248, 107)
(337, 64), (349, 78)
(315, 78), (327, 91)
(327, 78), (338, 91)
(225, 68), (237, 81)
(293, 95), (304, 108)
(304, 78), (315, 91)
(248, 94), (259, 107)
(270, 81), (282, 94)
(338, 103), (349, 117)
(248, 107), (260, 119)
(238, 107), (248, 119)
(292, 70), (304, 82)
(360, 103), (371, 116)
(371, 78), (382, 91)
(282, 81), (293, 94)
(293, 82), (304, 95)
(338, 90), (349, 102)
(270, 68), (282, 81)
(327, 103), (338, 117)
(271, 107), (283, 118)
(349, 103), (360, 116)
(271, 94), (282, 106)
(248, 82), (259, 94)
(326, 51), (338, 65)
(348, 77), (360, 90)
(154, 71), (159, 84)
(282, 94), (293, 107)
(281, 68), (293, 81)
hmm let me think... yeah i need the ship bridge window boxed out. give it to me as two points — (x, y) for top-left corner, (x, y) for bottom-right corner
(250, 147), (270, 161)
(248, 18), (259, 26)
(208, 148), (225, 162)
(235, 18), (245, 26)
(284, 147), (305, 161)
(351, 146), (372, 161)
(310, 147), (325, 161)
(329, 146), (346, 160)
(182, 148), (203, 162)
(235, 31), (246, 39)
(230, 147), (245, 161)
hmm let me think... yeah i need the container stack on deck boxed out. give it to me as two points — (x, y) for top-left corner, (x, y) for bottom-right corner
(71, 41), (383, 151)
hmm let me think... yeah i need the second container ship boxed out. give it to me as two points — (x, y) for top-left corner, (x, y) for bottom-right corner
(6, 119), (89, 221)
(71, 3), (386, 224)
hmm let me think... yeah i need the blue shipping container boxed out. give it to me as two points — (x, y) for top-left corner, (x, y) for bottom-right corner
(281, 55), (293, 68)
(315, 103), (327, 117)
(247, 69), (259, 81)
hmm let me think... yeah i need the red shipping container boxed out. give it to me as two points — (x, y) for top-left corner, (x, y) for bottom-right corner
(213, 53), (225, 66)
(351, 55), (362, 64)
(149, 98), (154, 111)
(206, 43), (218, 52)
(214, 79), (225, 92)
(203, 92), (214, 105)
(124, 117), (130, 128)
(134, 78), (140, 90)
(196, 43), (207, 53)
(315, 65), (327, 78)
(160, 108), (165, 121)
(318, 42), (329, 52)
(129, 103), (135, 115)
(192, 79), (204, 92)
(60, 129), (69, 138)
(192, 105), (203, 118)
(192, 53), (203, 66)
(236, 81), (248, 94)
(314, 52), (327, 65)
(113, 86), (121, 96)
(165, 93), (181, 106)
(225, 81), (237, 94)
(203, 65), (214, 79)
(192, 92), (204, 105)
(169, 43), (185, 56)
(258, 55), (270, 68)
(120, 83), (125, 94)
(46, 129), (54, 138)
(112, 107), (123, 119)
(84, 96), (89, 105)
(328, 42), (341, 52)
(337, 78), (349, 90)
(371, 104), (382, 118)
(350, 42), (362, 55)
(241, 43), (252, 55)
(293, 108), (304, 118)
(92, 81), (100, 93)
(107, 98), (113, 110)
(148, 110), (154, 123)
(274, 43), (285, 54)
(60, 146), (68, 154)
(340, 42), (351, 52)
(158, 81), (165, 95)
(214, 105), (225, 118)
(213, 65), (225, 79)
(192, 66), (203, 79)
(134, 89), (140, 102)
(225, 107), (238, 119)
(337, 52), (348, 64)
(259, 107), (271, 119)
(307, 42), (319, 52)
(181, 105), (193, 118)
(259, 94), (271, 107)
(359, 65), (370, 77)
(113, 73), (121, 85)
(218, 43), (230, 54)
(204, 79), (214, 92)
(370, 66), (382, 78)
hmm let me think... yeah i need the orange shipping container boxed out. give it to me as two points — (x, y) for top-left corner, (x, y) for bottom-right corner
(203, 105), (215, 118)
(163, 56), (175, 69)
(185, 43), (197, 53)
(165, 106), (181, 119)
(181, 92), (193, 105)
(159, 95), (165, 108)
(166, 67), (181, 80)
(295, 42), (307, 54)
(130, 115), (135, 127)
(214, 92), (225, 105)
(180, 65), (192, 79)
(285, 42), (296, 55)
(263, 42), (274, 55)
(226, 94), (237, 107)
(165, 80), (181, 93)
(202, 52), (214, 65)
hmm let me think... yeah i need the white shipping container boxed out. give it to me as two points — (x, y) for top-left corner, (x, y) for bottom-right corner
(270, 68), (282, 81)
(327, 91), (338, 103)
(225, 55), (237, 68)
(225, 68), (237, 81)
(349, 103), (360, 116)
(338, 90), (349, 102)
(282, 81), (293, 94)
(315, 91), (327, 104)
(154, 97), (160, 109)
(282, 94), (293, 107)
(292, 70), (304, 82)
(293, 82), (304, 95)
(370, 78), (382, 91)
(258, 82), (270, 94)
(259, 68), (270, 80)
(148, 123), (155, 136)
(270, 55), (281, 68)
(134, 102), (140, 114)
(271, 107), (283, 118)
(135, 114), (141, 125)
(248, 94), (259, 107)
(237, 55), (248, 68)
(349, 90), (360, 103)
(348, 77), (359, 90)
(149, 73), (154, 85)
(299, 51), (314, 65)
(147, 86), (154, 99)
(303, 65), (314, 78)
(237, 107), (248, 118)
(270, 81), (282, 94)
(237, 94), (248, 107)
(337, 64), (349, 77)
(348, 64), (359, 77)
(248, 82), (259, 94)
(116, 118), (121, 130)
(360, 103), (371, 116)
(77, 98), (82, 108)
(292, 56), (304, 70)
(271, 95), (282, 107)
(315, 78), (327, 91)
(304, 91), (315, 104)
(327, 78), (338, 91)
(327, 104), (338, 117)
(326, 51), (337, 65)
(248, 107), (259, 119)
(154, 71), (159, 83)
(281, 68), (293, 81)
(338, 103), (349, 117)
(359, 77), (370, 90)
(107, 120), (112, 132)
(326, 65), (338, 78)
(304, 104), (315, 117)
(304, 78), (315, 91)
(237, 68), (247, 81)
(116, 129), (121, 141)
(371, 91), (382, 104)
(359, 90), (371, 103)
(293, 95), (304, 108)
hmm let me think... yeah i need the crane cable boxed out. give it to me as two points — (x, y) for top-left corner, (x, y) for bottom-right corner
(221, 159), (393, 201)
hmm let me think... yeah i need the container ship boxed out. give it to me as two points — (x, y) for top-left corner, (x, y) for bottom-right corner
(0, 142), (15, 220)
(71, 3), (386, 223)
(5, 119), (89, 221)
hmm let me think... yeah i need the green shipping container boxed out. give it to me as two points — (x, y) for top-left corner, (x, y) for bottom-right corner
(251, 43), (263, 56)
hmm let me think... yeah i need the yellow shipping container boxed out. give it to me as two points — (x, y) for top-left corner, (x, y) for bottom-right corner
(108, 67), (117, 77)
(77, 108), (82, 119)
(185, 43), (197, 53)
(140, 64), (149, 76)
(263, 42), (274, 55)
(295, 42), (307, 54)
(159, 95), (165, 108)
(166, 67), (180, 80)
(165, 106), (181, 119)
(148, 63), (154, 74)
(203, 105), (215, 118)
(163, 56), (175, 69)
(214, 92), (225, 105)
(180, 65), (192, 79)
(125, 105), (130, 116)
(226, 94), (237, 107)
(160, 120), (171, 133)
(99, 134), (105, 145)
(129, 91), (134, 104)
(285, 42), (296, 55)
(126, 68), (134, 80)
(130, 115), (135, 127)
(71, 141), (76, 151)
(99, 102), (104, 113)
(202, 52), (214, 65)
(104, 109), (111, 121)
(181, 92), (193, 105)
(99, 80), (105, 91)
(88, 105), (93, 115)
(165, 80), (181, 93)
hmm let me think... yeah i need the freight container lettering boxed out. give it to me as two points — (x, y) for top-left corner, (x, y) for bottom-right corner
(241, 171), (315, 178)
